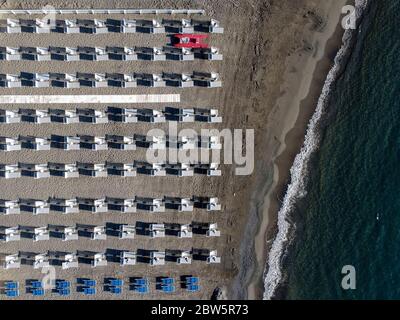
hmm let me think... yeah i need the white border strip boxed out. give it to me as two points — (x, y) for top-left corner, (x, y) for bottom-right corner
(0, 9), (205, 15)
(0, 94), (180, 104)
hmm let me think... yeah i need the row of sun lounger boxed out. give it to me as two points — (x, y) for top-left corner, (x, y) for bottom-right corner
(0, 46), (222, 61)
(0, 134), (222, 151)
(0, 196), (222, 215)
(0, 222), (220, 242)
(1, 276), (200, 297)
(0, 72), (222, 88)
(0, 18), (224, 34)
(0, 162), (222, 179)
(0, 249), (221, 269)
(0, 107), (222, 124)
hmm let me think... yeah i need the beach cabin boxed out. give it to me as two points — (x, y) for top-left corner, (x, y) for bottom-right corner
(0, 19), (21, 33)
(198, 136), (222, 149)
(162, 19), (194, 33)
(49, 109), (79, 124)
(106, 73), (137, 88)
(77, 224), (107, 240)
(207, 250), (221, 264)
(48, 225), (78, 241)
(54, 19), (80, 33)
(19, 109), (50, 123)
(164, 46), (194, 61)
(164, 73), (194, 88)
(179, 225), (193, 238)
(136, 109), (166, 123)
(79, 136), (107, 150)
(164, 196), (194, 211)
(77, 108), (108, 123)
(77, 163), (107, 177)
(49, 198), (79, 214)
(0, 226), (20, 242)
(48, 251), (78, 269)
(118, 225), (136, 239)
(77, 73), (107, 88)
(20, 19), (51, 33)
(0, 47), (21, 61)
(135, 19), (165, 33)
(106, 46), (137, 61)
(78, 46), (108, 61)
(49, 46), (79, 61)
(166, 250), (192, 264)
(0, 74), (21, 88)
(136, 73), (166, 87)
(0, 137), (21, 151)
(193, 108), (222, 123)
(20, 46), (50, 61)
(50, 135), (80, 150)
(20, 72), (50, 87)
(0, 164), (21, 179)
(106, 197), (136, 213)
(77, 251), (108, 267)
(165, 163), (194, 177)
(77, 198), (107, 213)
(106, 135), (136, 150)
(206, 223), (221, 237)
(19, 199), (49, 214)
(193, 71), (222, 88)
(0, 110), (20, 124)
(20, 226), (49, 241)
(0, 200), (20, 214)
(135, 197), (165, 212)
(50, 73), (80, 88)
(19, 163), (50, 179)
(149, 224), (166, 238)
(193, 196), (221, 211)
(135, 161), (166, 177)
(150, 251), (166, 266)
(19, 252), (50, 268)
(136, 134), (166, 150)
(107, 106), (138, 123)
(193, 19), (224, 33)
(164, 107), (195, 123)
(0, 253), (20, 269)
(193, 163), (222, 176)
(194, 47), (223, 61)
(120, 251), (136, 266)
(19, 136), (50, 151)
(106, 19), (136, 33)
(135, 47), (166, 61)
(48, 163), (79, 178)
(77, 19), (107, 34)
(106, 162), (137, 177)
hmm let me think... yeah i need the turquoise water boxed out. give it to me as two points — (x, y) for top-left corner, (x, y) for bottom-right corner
(284, 0), (400, 299)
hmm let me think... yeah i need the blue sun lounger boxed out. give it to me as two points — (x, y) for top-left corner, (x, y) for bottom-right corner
(56, 280), (70, 289)
(30, 281), (42, 288)
(185, 277), (199, 284)
(57, 288), (70, 296)
(161, 285), (175, 293)
(109, 286), (122, 295)
(82, 279), (96, 287)
(133, 278), (148, 286)
(5, 281), (19, 289)
(133, 286), (149, 294)
(5, 289), (19, 297)
(31, 288), (45, 296)
(160, 278), (174, 285)
(83, 287), (96, 295)
(186, 284), (200, 292)
(108, 279), (123, 287)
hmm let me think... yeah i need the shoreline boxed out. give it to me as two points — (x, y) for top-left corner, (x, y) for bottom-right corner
(245, 0), (350, 300)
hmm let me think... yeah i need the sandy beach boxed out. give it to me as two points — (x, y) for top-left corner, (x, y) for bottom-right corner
(0, 0), (352, 300)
